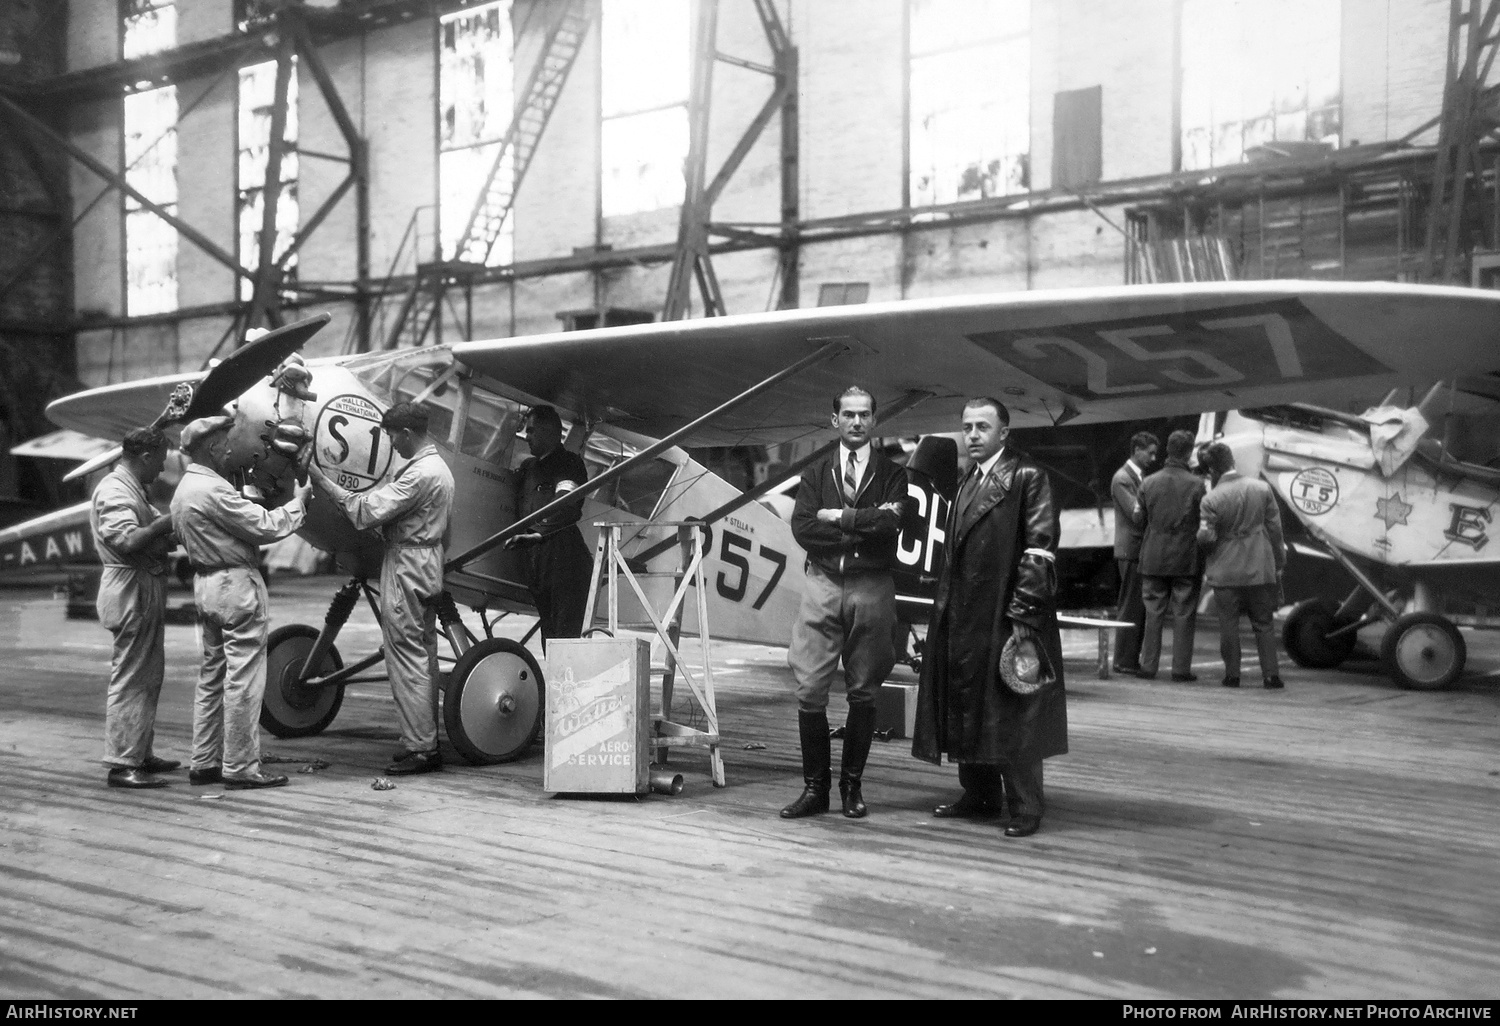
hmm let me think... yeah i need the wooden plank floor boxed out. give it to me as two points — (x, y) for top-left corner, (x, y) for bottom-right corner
(1, 575), (1497, 999)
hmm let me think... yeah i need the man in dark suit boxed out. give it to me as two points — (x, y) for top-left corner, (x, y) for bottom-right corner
(913, 397), (1065, 839)
(1132, 429), (1206, 681)
(1198, 442), (1287, 689)
(782, 386), (909, 820)
(1111, 431), (1159, 673)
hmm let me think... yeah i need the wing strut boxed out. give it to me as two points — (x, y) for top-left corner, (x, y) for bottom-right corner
(444, 339), (850, 573)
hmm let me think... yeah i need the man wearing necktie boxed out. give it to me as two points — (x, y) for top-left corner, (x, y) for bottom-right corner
(782, 387), (910, 820)
(912, 397), (1066, 839)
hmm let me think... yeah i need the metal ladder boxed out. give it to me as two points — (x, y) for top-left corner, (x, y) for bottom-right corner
(383, 0), (596, 349)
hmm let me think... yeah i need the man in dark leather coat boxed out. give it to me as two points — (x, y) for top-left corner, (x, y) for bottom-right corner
(913, 397), (1065, 839)
(504, 405), (593, 647)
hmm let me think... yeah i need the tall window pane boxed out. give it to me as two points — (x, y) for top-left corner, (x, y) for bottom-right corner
(909, 0), (1030, 207)
(122, 1), (178, 315)
(601, 0), (690, 216)
(237, 59), (299, 301)
(440, 0), (515, 265)
(1180, 0), (1341, 171)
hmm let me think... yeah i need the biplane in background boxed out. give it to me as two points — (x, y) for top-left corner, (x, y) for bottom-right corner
(36, 281), (1500, 765)
(1205, 386), (1500, 690)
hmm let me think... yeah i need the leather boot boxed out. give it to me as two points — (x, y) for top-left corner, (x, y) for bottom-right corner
(779, 710), (831, 819)
(838, 704), (876, 818)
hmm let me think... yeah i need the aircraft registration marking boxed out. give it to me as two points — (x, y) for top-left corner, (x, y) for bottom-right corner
(1444, 504), (1491, 550)
(969, 299), (1388, 400)
(1290, 467), (1339, 516)
(314, 394), (391, 493)
(693, 523), (788, 611)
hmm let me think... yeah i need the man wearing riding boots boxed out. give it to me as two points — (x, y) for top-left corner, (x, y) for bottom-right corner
(91, 427), (180, 789)
(173, 415), (308, 790)
(309, 402), (455, 776)
(783, 386), (909, 820)
(912, 398), (1066, 839)
(504, 405), (593, 649)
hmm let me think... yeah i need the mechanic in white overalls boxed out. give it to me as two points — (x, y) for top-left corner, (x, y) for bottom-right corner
(308, 402), (455, 776)
(172, 416), (308, 790)
(91, 427), (179, 789)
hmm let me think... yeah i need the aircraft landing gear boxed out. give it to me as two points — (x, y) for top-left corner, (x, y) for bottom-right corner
(1380, 612), (1466, 691)
(442, 638), (544, 765)
(260, 578), (359, 738)
(1282, 599), (1359, 669)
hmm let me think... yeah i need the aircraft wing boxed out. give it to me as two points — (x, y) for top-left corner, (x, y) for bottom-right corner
(46, 371), (204, 442)
(451, 281), (1500, 446)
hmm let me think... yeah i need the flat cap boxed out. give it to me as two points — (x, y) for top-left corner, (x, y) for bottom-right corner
(179, 415), (233, 449)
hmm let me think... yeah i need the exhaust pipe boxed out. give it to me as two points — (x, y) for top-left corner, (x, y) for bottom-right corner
(649, 766), (684, 795)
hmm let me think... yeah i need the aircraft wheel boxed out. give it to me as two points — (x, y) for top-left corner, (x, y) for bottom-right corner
(261, 624), (346, 738)
(1282, 599), (1358, 669)
(443, 638), (544, 765)
(1380, 613), (1465, 691)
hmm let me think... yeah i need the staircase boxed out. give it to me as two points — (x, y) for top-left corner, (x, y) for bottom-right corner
(383, 0), (595, 349)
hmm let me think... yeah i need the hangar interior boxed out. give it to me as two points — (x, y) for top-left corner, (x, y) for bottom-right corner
(0, 0), (1497, 512)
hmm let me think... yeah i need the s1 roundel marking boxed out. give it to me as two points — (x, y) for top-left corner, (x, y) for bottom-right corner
(1289, 466), (1339, 516)
(314, 394), (390, 492)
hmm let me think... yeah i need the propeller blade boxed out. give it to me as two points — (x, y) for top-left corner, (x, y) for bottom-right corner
(61, 444), (124, 483)
(182, 313), (331, 422)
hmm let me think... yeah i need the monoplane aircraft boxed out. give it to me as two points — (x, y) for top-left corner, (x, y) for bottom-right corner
(37, 281), (1500, 760)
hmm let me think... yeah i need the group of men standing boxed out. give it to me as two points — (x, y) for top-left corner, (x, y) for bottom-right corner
(782, 388), (1065, 838)
(92, 402), (455, 790)
(1111, 430), (1287, 689)
(91, 396), (596, 792)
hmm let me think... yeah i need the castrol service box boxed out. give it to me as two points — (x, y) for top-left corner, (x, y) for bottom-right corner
(544, 638), (652, 794)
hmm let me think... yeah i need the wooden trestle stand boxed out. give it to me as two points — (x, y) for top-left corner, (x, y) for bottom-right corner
(581, 522), (726, 787)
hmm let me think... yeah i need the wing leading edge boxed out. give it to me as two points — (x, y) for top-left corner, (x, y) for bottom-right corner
(451, 281), (1500, 446)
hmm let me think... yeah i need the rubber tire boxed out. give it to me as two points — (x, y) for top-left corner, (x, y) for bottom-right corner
(261, 624), (346, 738)
(1380, 612), (1466, 691)
(1282, 599), (1358, 669)
(443, 638), (545, 765)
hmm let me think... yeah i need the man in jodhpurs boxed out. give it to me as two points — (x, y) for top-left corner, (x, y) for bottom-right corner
(91, 427), (179, 789)
(173, 415), (308, 790)
(310, 402), (455, 775)
(781, 386), (908, 820)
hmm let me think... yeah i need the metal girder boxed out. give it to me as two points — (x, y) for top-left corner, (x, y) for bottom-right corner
(663, 0), (798, 320)
(246, 39), (296, 332)
(1420, 0), (1500, 282)
(0, 93), (255, 284)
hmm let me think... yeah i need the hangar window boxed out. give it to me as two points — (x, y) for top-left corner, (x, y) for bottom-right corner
(121, 0), (174, 58)
(440, 0), (515, 266)
(908, 0), (1030, 207)
(121, 2), (178, 316)
(237, 58), (300, 301)
(1179, 0), (1341, 170)
(601, 0), (690, 216)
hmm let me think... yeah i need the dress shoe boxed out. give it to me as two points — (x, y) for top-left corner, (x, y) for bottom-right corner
(107, 767), (167, 789)
(1222, 676), (1241, 688)
(1263, 677), (1285, 690)
(1134, 669), (1157, 680)
(189, 767), (223, 785)
(142, 756), (181, 773)
(1112, 664), (1141, 676)
(387, 750), (442, 776)
(1171, 672), (1198, 683)
(1004, 815), (1041, 838)
(223, 771), (289, 790)
(933, 792), (998, 819)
